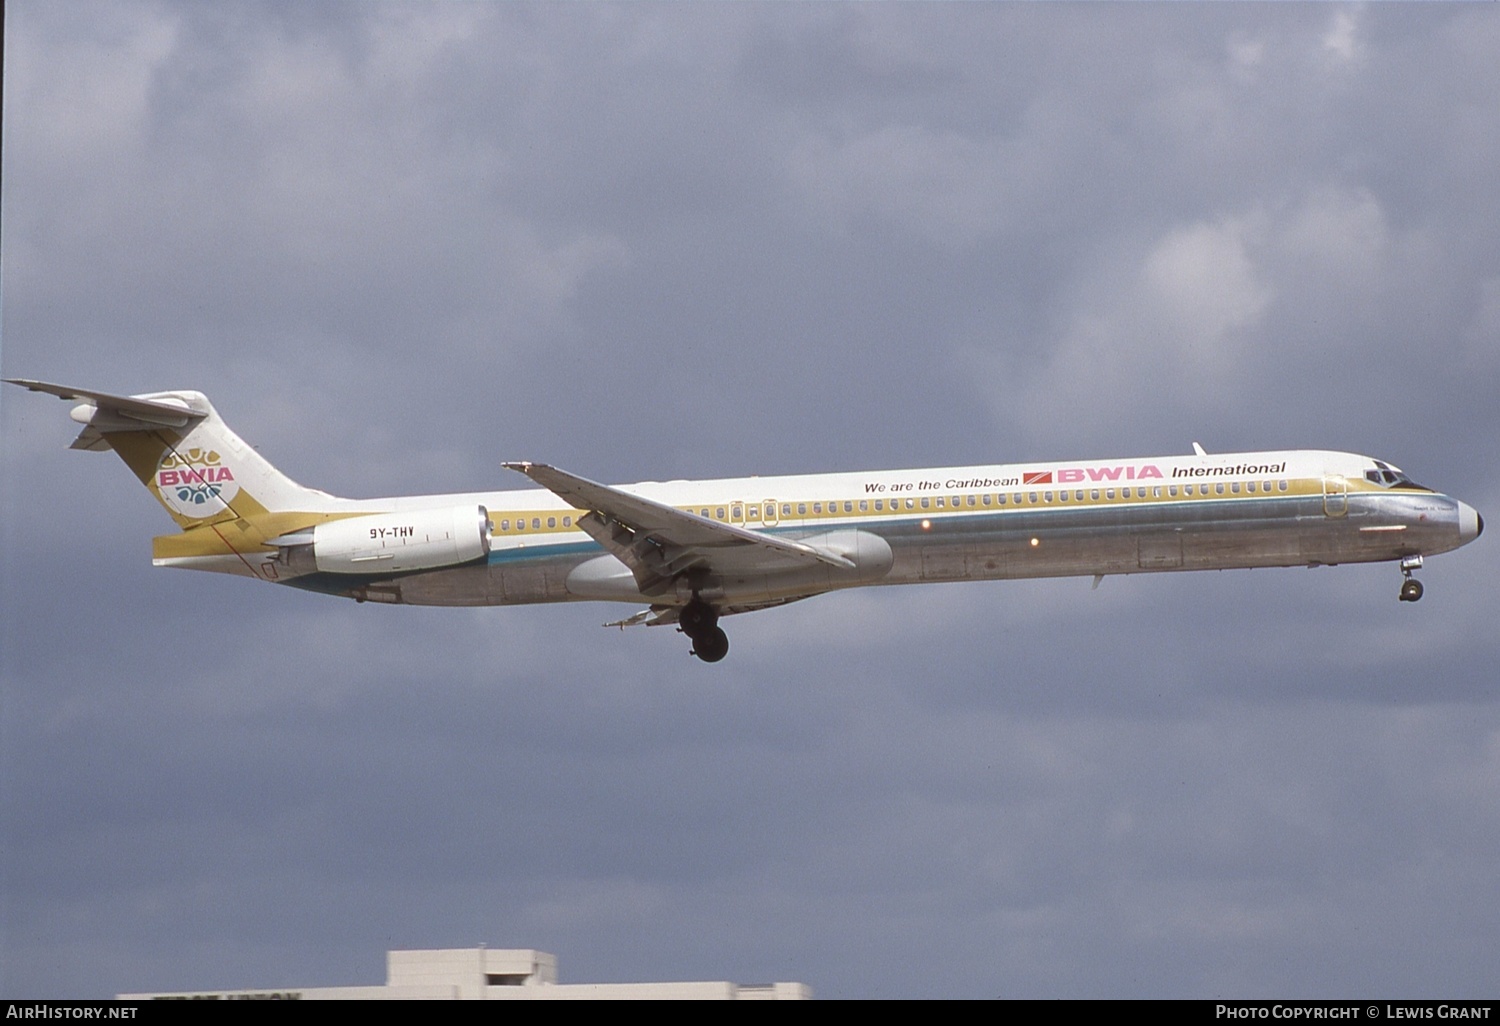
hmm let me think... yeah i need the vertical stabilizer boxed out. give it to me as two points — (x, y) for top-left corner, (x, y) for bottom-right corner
(6, 379), (333, 529)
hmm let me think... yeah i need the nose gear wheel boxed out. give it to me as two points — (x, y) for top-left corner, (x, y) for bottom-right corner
(1399, 555), (1424, 602)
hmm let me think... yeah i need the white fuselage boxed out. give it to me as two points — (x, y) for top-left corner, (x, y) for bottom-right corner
(161, 448), (1480, 611)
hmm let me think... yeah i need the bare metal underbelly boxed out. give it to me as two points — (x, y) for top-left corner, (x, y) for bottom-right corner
(379, 494), (1445, 607)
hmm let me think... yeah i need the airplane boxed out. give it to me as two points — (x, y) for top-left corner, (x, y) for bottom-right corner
(7, 378), (1484, 662)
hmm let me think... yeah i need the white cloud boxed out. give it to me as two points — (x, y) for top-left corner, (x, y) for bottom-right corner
(986, 209), (1272, 449)
(1322, 9), (1361, 66)
(971, 183), (1453, 453)
(1143, 216), (1272, 347)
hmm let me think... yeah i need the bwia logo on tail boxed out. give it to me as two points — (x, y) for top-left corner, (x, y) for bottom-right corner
(157, 448), (240, 514)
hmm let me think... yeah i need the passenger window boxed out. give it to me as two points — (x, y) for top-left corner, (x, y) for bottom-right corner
(1153, 487), (1162, 498)
(984, 494), (993, 506)
(1029, 492), (1038, 504)
(732, 505), (742, 519)
(1168, 486), (1178, 497)
(1045, 491), (1054, 502)
(547, 516), (556, 528)
(1060, 490), (1069, 502)
(501, 519), (509, 531)
(845, 502), (853, 513)
(564, 516), (572, 527)
(906, 498), (915, 510)
(1231, 482), (1241, 493)
(860, 500), (868, 511)
(935, 497), (944, 509)
(1247, 482), (1257, 493)
(748, 507), (759, 520)
(813, 503), (822, 514)
(921, 498), (930, 509)
(1106, 489), (1115, 500)
(797, 504), (806, 516)
(1091, 489), (1100, 501)
(782, 504), (792, 516)
(1278, 481), (1288, 492)
(1215, 483), (1225, 495)
(531, 518), (540, 530)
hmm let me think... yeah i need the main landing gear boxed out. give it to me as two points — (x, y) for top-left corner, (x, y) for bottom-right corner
(1398, 555), (1424, 603)
(679, 599), (729, 663)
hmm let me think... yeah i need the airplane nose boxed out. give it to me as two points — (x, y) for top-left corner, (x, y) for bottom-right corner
(1458, 502), (1483, 543)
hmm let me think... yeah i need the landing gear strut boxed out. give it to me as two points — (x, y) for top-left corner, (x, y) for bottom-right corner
(1399, 555), (1424, 603)
(679, 598), (729, 663)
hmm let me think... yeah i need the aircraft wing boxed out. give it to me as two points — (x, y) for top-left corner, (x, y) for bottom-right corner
(5, 379), (206, 450)
(503, 461), (853, 596)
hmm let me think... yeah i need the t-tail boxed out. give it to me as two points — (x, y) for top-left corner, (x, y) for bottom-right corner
(6, 380), (342, 574)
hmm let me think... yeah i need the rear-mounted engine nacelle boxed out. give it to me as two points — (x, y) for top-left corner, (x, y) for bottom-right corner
(275, 505), (492, 575)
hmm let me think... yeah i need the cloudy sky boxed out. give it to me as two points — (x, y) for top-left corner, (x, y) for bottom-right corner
(3, 1), (1498, 1000)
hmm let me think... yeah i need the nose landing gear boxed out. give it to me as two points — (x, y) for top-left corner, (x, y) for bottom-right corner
(1399, 555), (1424, 602)
(679, 599), (729, 662)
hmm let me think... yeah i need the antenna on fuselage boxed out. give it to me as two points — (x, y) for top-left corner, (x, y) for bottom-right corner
(1192, 442), (1208, 456)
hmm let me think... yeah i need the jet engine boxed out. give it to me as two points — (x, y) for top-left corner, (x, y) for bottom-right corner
(272, 506), (492, 575)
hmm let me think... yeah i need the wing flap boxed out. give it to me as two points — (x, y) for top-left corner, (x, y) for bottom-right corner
(604, 594), (816, 630)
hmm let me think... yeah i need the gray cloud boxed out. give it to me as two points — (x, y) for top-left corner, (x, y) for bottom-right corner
(4, 0), (1498, 999)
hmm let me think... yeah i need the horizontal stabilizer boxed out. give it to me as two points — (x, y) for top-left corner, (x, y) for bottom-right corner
(5, 379), (206, 428)
(7, 378), (208, 455)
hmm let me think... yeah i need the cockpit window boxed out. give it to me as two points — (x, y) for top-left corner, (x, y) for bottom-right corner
(1365, 465), (1432, 491)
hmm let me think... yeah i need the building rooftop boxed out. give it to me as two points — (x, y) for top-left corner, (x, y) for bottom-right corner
(118, 946), (810, 1000)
